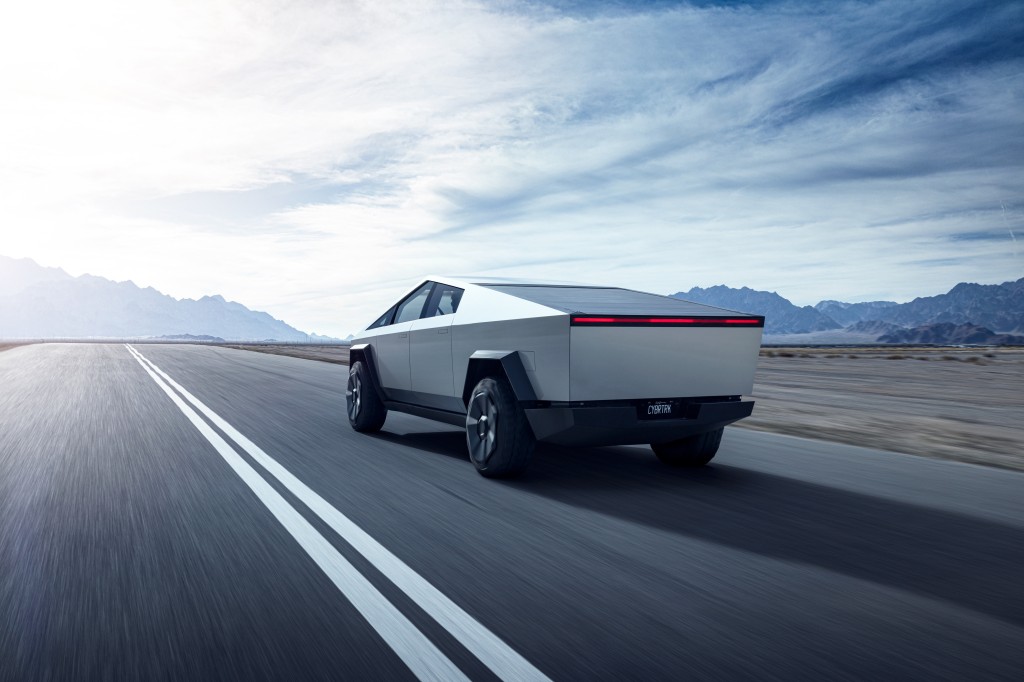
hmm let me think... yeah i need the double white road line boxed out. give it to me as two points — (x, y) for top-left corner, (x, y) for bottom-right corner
(125, 345), (549, 682)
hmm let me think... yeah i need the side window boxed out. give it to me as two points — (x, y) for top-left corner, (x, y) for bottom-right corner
(367, 305), (396, 330)
(424, 284), (464, 317)
(393, 283), (434, 324)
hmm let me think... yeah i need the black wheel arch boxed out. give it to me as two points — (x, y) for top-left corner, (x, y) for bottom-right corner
(461, 351), (537, 408)
(348, 343), (387, 402)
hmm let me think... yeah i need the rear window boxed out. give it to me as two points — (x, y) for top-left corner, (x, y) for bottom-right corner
(478, 285), (744, 316)
(425, 284), (464, 317)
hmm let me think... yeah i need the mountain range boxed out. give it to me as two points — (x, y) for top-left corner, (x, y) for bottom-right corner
(0, 255), (332, 341)
(3, 254), (1020, 345)
(877, 323), (1024, 346)
(674, 276), (1024, 344)
(675, 286), (842, 334)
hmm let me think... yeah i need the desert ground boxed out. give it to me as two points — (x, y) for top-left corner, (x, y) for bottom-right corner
(223, 343), (351, 364)
(745, 348), (1023, 471)
(8, 342), (1020, 471)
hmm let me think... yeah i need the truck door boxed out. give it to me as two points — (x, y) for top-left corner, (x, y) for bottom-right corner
(375, 282), (433, 394)
(409, 282), (463, 411)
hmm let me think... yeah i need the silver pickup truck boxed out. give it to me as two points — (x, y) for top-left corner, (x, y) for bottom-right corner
(348, 277), (763, 477)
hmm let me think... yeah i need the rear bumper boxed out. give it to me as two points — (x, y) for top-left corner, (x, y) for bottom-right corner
(523, 398), (754, 447)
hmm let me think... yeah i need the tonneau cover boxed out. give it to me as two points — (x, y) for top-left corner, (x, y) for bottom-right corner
(479, 284), (750, 317)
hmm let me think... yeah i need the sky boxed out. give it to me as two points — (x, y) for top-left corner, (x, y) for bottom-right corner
(1, 0), (1021, 337)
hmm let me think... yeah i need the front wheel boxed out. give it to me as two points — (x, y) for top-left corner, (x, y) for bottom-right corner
(651, 427), (723, 466)
(466, 377), (535, 478)
(347, 361), (387, 433)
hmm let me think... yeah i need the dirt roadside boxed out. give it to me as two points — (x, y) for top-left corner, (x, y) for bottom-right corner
(227, 343), (1024, 471)
(224, 344), (351, 364)
(742, 348), (1024, 471)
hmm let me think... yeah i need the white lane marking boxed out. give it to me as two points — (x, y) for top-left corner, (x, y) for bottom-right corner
(127, 345), (551, 682)
(125, 345), (470, 682)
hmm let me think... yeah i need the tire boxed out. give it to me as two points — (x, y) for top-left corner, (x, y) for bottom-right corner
(651, 427), (723, 466)
(347, 361), (387, 433)
(465, 376), (535, 478)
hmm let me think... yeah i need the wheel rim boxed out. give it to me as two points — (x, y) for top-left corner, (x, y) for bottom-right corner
(346, 372), (361, 421)
(466, 389), (498, 465)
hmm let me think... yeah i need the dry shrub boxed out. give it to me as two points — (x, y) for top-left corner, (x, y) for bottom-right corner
(848, 354), (859, 359)
(886, 354), (907, 360)
(777, 351), (795, 358)
(941, 355), (959, 361)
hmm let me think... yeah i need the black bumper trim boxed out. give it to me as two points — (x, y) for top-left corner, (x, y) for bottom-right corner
(524, 399), (754, 447)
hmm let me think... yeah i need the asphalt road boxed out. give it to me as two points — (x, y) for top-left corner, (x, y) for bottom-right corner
(1, 343), (1022, 681)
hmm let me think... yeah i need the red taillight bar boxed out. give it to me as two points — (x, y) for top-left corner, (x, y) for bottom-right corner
(571, 315), (764, 327)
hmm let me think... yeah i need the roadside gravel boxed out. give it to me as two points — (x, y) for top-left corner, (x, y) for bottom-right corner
(741, 348), (1024, 471)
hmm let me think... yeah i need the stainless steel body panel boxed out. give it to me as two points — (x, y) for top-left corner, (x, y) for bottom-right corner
(451, 316), (570, 402)
(374, 321), (412, 391)
(447, 283), (565, 326)
(569, 326), (763, 401)
(409, 314), (459, 409)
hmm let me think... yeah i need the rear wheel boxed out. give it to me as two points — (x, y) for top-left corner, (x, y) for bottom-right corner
(466, 377), (534, 478)
(347, 361), (387, 433)
(651, 427), (723, 466)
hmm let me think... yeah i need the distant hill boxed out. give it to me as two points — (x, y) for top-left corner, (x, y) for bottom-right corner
(868, 279), (1024, 333)
(0, 256), (71, 295)
(673, 277), (1024, 340)
(844, 320), (904, 336)
(672, 285), (841, 334)
(815, 300), (898, 326)
(0, 255), (330, 341)
(878, 323), (1024, 346)
(156, 334), (227, 342)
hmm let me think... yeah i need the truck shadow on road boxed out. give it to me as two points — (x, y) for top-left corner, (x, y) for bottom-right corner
(373, 426), (1024, 629)
(525, 441), (1024, 629)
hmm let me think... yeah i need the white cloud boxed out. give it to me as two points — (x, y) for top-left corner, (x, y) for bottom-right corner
(0, 0), (1021, 335)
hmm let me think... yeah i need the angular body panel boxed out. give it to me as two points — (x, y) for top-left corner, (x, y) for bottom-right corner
(452, 316), (570, 402)
(410, 314), (455, 401)
(375, 321), (412, 390)
(447, 284), (565, 325)
(569, 326), (761, 401)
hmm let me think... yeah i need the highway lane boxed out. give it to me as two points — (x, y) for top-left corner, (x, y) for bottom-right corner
(0, 344), (418, 681)
(2, 343), (1023, 681)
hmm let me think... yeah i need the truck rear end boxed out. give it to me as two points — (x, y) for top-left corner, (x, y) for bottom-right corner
(477, 284), (763, 449)
(568, 313), (763, 401)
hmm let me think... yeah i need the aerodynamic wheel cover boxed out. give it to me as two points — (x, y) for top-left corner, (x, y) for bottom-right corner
(346, 372), (362, 421)
(466, 389), (498, 464)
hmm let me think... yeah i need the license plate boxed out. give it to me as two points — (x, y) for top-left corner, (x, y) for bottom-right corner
(640, 400), (677, 420)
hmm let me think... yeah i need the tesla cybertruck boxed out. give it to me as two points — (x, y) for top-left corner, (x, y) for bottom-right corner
(347, 277), (764, 477)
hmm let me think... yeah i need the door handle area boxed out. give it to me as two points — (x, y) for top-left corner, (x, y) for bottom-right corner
(438, 328), (449, 334)
(399, 333), (408, 338)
